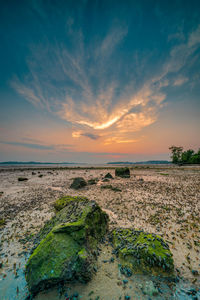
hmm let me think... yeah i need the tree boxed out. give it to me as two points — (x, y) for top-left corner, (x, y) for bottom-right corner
(169, 146), (183, 164)
(169, 146), (200, 164)
(181, 149), (194, 164)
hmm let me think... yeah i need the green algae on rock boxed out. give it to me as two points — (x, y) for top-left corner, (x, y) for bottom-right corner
(53, 195), (88, 211)
(0, 218), (6, 227)
(112, 228), (174, 276)
(115, 167), (130, 178)
(26, 197), (108, 295)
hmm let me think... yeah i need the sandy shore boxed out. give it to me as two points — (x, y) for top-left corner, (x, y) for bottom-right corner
(0, 166), (199, 299)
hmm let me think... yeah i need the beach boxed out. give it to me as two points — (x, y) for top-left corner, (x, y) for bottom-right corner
(0, 165), (199, 299)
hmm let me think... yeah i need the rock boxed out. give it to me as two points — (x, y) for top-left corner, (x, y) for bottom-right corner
(88, 179), (98, 185)
(70, 177), (87, 189)
(102, 178), (110, 182)
(115, 168), (130, 178)
(104, 173), (113, 179)
(191, 270), (199, 276)
(18, 177), (28, 181)
(26, 196), (108, 295)
(112, 228), (174, 276)
(142, 281), (159, 296)
(101, 185), (121, 192)
(53, 195), (88, 211)
(38, 174), (43, 178)
(32, 172), (36, 175)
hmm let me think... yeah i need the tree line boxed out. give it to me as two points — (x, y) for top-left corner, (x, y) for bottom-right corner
(169, 146), (200, 164)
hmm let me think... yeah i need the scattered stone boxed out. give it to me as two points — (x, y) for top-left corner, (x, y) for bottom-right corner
(25, 196), (108, 295)
(88, 179), (97, 185)
(101, 185), (122, 192)
(115, 167), (130, 178)
(102, 178), (110, 182)
(104, 173), (113, 179)
(191, 270), (199, 276)
(70, 177), (87, 189)
(18, 177), (28, 181)
(123, 279), (128, 284)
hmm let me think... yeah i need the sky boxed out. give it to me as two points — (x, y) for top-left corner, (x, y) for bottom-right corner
(0, 0), (200, 163)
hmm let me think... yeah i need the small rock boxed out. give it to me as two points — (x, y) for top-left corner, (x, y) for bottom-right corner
(70, 177), (87, 189)
(18, 177), (28, 181)
(191, 270), (199, 276)
(115, 167), (130, 178)
(104, 173), (113, 179)
(88, 179), (97, 185)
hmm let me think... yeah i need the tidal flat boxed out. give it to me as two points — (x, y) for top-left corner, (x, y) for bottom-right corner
(0, 165), (199, 299)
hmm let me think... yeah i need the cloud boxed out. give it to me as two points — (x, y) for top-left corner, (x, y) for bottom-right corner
(0, 141), (74, 151)
(96, 25), (128, 58)
(72, 131), (82, 138)
(81, 133), (100, 140)
(0, 141), (54, 150)
(11, 19), (200, 145)
(173, 77), (188, 86)
(72, 131), (100, 140)
(104, 137), (139, 145)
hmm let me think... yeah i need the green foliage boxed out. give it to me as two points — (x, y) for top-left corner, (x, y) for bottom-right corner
(169, 146), (183, 163)
(0, 218), (6, 227)
(169, 146), (200, 164)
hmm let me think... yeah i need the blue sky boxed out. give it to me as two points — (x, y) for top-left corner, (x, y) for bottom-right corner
(0, 0), (200, 163)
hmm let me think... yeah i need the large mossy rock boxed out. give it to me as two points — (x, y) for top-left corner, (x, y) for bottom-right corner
(70, 177), (87, 189)
(115, 167), (130, 178)
(112, 228), (174, 277)
(26, 196), (108, 295)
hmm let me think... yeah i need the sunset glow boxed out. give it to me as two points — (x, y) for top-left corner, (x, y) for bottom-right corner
(0, 1), (199, 163)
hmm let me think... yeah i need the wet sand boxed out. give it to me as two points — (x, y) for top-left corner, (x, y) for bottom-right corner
(0, 166), (199, 299)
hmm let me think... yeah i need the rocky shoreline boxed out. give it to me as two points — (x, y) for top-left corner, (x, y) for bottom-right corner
(0, 166), (199, 299)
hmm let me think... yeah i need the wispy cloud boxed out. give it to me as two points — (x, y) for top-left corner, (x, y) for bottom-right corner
(0, 141), (74, 151)
(104, 137), (139, 145)
(11, 17), (200, 145)
(96, 25), (128, 58)
(0, 141), (54, 150)
(81, 132), (100, 140)
(72, 131), (100, 140)
(173, 77), (188, 86)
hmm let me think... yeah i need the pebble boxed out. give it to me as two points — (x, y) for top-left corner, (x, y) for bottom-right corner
(191, 270), (199, 276)
(123, 279), (128, 284)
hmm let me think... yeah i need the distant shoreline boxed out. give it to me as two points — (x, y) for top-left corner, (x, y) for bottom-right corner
(0, 160), (170, 165)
